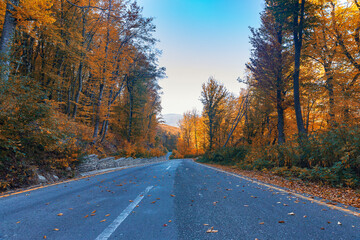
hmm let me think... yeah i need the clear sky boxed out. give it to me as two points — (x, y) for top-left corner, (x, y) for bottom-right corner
(137, 0), (264, 115)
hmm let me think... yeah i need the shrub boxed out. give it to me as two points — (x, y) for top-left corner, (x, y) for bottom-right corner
(198, 146), (249, 165)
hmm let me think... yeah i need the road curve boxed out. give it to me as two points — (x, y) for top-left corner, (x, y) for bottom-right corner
(0, 159), (359, 240)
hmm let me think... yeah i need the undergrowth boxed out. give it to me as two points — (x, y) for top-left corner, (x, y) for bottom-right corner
(198, 126), (360, 188)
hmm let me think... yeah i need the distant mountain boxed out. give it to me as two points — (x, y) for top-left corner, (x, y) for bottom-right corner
(158, 124), (180, 135)
(162, 114), (182, 127)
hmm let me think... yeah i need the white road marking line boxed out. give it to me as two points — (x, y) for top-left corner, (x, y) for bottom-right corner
(95, 186), (154, 240)
(198, 163), (360, 218)
(166, 166), (171, 170)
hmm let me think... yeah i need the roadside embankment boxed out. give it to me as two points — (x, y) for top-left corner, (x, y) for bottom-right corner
(77, 154), (169, 176)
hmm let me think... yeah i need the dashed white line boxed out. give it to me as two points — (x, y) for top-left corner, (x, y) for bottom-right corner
(166, 166), (171, 171)
(95, 186), (154, 240)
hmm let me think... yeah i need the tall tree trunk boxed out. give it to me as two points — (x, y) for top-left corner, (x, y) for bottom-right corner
(292, 0), (307, 137)
(276, 88), (285, 144)
(127, 82), (133, 143)
(93, 0), (112, 141)
(276, 25), (286, 145)
(0, 0), (19, 84)
(100, 120), (109, 142)
(72, 9), (87, 119)
(100, 88), (113, 142)
(208, 117), (213, 151)
(324, 65), (335, 127)
(93, 83), (104, 140)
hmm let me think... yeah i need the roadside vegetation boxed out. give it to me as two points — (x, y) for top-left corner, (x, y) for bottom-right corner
(0, 0), (169, 190)
(179, 0), (360, 189)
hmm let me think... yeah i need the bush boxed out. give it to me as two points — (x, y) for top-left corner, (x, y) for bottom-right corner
(198, 146), (249, 165)
(197, 126), (360, 188)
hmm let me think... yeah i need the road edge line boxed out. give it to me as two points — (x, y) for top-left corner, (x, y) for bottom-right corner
(0, 162), (164, 199)
(197, 162), (360, 218)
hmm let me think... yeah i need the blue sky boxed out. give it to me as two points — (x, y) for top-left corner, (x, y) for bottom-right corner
(137, 0), (264, 115)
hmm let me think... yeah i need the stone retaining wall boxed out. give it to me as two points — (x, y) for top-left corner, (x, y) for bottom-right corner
(77, 154), (168, 173)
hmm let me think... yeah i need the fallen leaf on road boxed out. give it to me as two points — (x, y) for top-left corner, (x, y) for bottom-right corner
(303, 215), (307, 218)
(320, 227), (325, 230)
(136, 205), (139, 208)
(105, 214), (110, 217)
(337, 221), (342, 225)
(43, 236), (47, 239)
(244, 205), (249, 207)
(168, 220), (172, 223)
(259, 222), (264, 225)
(91, 210), (96, 214)
(206, 227), (218, 233)
(100, 219), (106, 222)
(156, 198), (160, 200)
(151, 201), (156, 204)
(170, 194), (175, 197)
(288, 212), (295, 215)
(129, 200), (133, 202)
(278, 221), (285, 223)
(91, 214), (95, 216)
(53, 228), (59, 231)
(84, 214), (89, 218)
(163, 224), (168, 227)
(327, 221), (331, 224)
(226, 189), (232, 191)
(69, 208), (73, 210)
(213, 201), (218, 206)
(57, 213), (63, 216)
(16, 221), (20, 224)
(283, 204), (288, 206)
(204, 224), (209, 226)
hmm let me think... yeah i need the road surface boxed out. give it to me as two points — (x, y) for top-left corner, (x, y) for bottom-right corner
(0, 159), (359, 239)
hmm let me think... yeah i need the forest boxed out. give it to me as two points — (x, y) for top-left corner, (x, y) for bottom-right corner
(0, 0), (169, 190)
(176, 0), (360, 188)
(1, 0), (360, 191)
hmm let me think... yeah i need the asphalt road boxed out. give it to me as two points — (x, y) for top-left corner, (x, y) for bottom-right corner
(0, 159), (359, 240)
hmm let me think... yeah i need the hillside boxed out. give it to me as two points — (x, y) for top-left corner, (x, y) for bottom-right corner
(157, 124), (180, 151)
(162, 114), (182, 127)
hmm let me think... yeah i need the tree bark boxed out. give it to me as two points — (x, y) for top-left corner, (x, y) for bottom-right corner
(292, 0), (307, 137)
(276, 88), (285, 144)
(127, 80), (133, 143)
(93, 0), (112, 141)
(0, 0), (19, 84)
(324, 65), (335, 127)
(72, 9), (87, 119)
(276, 26), (286, 145)
(93, 83), (104, 140)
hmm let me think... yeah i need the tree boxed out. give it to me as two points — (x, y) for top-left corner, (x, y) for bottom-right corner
(0, 0), (54, 83)
(200, 77), (228, 151)
(268, 0), (319, 137)
(247, 4), (292, 144)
